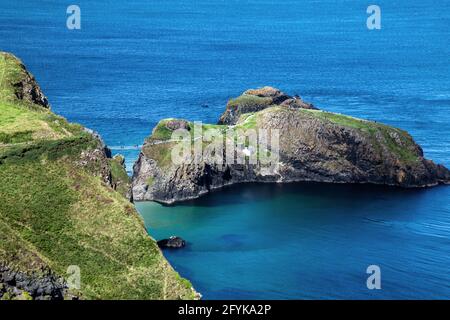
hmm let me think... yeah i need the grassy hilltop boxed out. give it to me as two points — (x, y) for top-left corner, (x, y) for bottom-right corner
(0, 52), (195, 300)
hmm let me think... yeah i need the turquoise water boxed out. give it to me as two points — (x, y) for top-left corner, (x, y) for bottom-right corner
(1, 0), (449, 299)
(137, 183), (450, 299)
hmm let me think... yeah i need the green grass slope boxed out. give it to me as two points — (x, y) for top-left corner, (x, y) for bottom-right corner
(0, 52), (195, 299)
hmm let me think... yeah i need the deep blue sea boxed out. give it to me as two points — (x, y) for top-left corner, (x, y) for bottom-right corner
(1, 0), (449, 299)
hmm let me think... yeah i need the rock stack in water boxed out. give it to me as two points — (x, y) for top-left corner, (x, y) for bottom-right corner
(132, 86), (450, 204)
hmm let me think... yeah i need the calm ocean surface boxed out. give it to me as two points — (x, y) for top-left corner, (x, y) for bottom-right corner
(1, 0), (449, 299)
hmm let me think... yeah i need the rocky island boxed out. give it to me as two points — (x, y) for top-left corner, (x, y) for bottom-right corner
(0, 52), (196, 299)
(132, 86), (450, 204)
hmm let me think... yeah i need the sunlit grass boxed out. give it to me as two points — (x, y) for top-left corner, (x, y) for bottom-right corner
(0, 51), (195, 300)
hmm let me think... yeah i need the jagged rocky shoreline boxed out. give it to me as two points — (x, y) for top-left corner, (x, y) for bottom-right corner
(132, 86), (450, 204)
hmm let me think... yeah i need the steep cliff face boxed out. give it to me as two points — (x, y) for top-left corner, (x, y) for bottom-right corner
(132, 87), (450, 204)
(0, 52), (196, 300)
(109, 154), (133, 201)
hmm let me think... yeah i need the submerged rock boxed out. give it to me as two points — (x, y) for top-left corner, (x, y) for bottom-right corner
(157, 236), (186, 249)
(132, 87), (450, 204)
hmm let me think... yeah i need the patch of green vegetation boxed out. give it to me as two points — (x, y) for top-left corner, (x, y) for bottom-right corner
(236, 113), (258, 129)
(150, 119), (227, 143)
(237, 112), (254, 122)
(0, 102), (27, 125)
(150, 120), (174, 141)
(0, 130), (33, 144)
(0, 134), (97, 165)
(378, 126), (419, 163)
(143, 142), (176, 168)
(146, 114), (277, 168)
(0, 159), (194, 299)
(201, 123), (227, 132)
(0, 53), (84, 144)
(227, 94), (272, 110)
(300, 109), (378, 132)
(44, 113), (84, 136)
(0, 52), (26, 103)
(176, 273), (194, 291)
(146, 176), (155, 186)
(0, 292), (13, 300)
(0, 102), (84, 143)
(110, 157), (128, 182)
(300, 109), (419, 163)
(109, 157), (131, 198)
(19, 291), (33, 300)
(147, 120), (232, 167)
(0, 218), (49, 272)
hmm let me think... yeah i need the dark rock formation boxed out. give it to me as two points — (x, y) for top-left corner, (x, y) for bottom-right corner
(280, 96), (316, 110)
(77, 128), (113, 185)
(132, 87), (450, 204)
(80, 128), (132, 203)
(157, 237), (186, 249)
(0, 265), (69, 300)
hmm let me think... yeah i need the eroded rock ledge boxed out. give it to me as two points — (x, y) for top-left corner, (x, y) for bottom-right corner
(132, 87), (450, 204)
